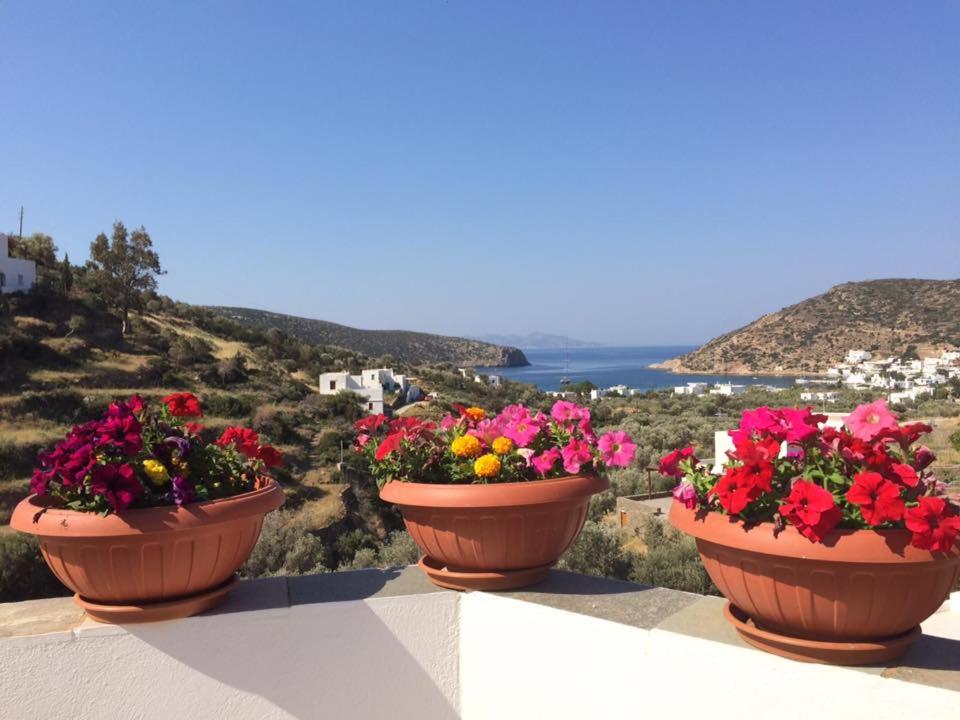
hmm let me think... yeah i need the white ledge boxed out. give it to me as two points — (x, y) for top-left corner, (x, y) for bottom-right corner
(0, 569), (958, 719)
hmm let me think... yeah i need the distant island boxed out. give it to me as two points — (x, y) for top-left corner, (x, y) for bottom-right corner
(653, 279), (960, 375)
(471, 332), (600, 350)
(208, 306), (529, 367)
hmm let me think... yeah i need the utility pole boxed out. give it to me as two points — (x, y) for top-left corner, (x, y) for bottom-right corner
(18, 206), (24, 240)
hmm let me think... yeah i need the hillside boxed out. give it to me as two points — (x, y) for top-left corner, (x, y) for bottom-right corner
(655, 279), (960, 375)
(208, 307), (529, 368)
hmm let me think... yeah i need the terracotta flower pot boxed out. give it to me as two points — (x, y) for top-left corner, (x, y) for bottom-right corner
(380, 474), (607, 591)
(10, 479), (284, 623)
(669, 500), (960, 665)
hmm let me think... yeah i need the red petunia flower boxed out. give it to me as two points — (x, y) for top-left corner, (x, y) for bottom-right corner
(162, 392), (203, 418)
(845, 471), (905, 526)
(375, 432), (404, 461)
(185, 422), (205, 436)
(354, 415), (388, 433)
(659, 447), (698, 479)
(888, 463), (919, 489)
(257, 445), (283, 468)
(215, 427), (260, 459)
(905, 497), (960, 552)
(780, 480), (841, 543)
(709, 466), (762, 515)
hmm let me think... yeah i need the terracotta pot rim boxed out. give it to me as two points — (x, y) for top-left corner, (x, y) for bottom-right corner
(380, 473), (608, 509)
(10, 479), (284, 538)
(669, 499), (960, 564)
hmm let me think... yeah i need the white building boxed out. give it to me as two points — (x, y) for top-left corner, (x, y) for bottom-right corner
(846, 349), (872, 364)
(889, 386), (933, 405)
(709, 383), (746, 396)
(673, 382), (708, 396)
(318, 367), (408, 414)
(800, 391), (840, 404)
(0, 234), (37, 294)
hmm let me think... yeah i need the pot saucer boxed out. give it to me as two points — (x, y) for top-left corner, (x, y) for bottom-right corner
(419, 556), (551, 591)
(76, 576), (238, 624)
(724, 602), (920, 666)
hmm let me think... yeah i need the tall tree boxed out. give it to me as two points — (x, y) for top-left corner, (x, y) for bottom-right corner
(87, 222), (164, 335)
(60, 254), (74, 294)
(9, 233), (58, 267)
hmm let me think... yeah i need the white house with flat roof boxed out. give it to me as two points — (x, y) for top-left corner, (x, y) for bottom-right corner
(318, 367), (408, 414)
(0, 234), (36, 294)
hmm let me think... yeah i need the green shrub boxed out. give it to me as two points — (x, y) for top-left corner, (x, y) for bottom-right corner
(241, 510), (330, 577)
(558, 521), (632, 580)
(629, 518), (718, 595)
(15, 389), (87, 422)
(203, 393), (256, 418)
(377, 530), (421, 567)
(0, 534), (70, 602)
(0, 441), (41, 482)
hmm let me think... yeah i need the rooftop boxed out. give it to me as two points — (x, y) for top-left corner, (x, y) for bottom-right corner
(2, 568), (958, 719)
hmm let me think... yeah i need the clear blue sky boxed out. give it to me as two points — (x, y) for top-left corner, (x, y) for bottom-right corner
(2, 1), (957, 345)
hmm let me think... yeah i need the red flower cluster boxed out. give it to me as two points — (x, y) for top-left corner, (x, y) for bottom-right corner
(162, 392), (203, 418)
(216, 427), (283, 468)
(780, 480), (842, 542)
(658, 447), (698, 479)
(660, 401), (960, 552)
(356, 416), (437, 462)
(906, 497), (960, 552)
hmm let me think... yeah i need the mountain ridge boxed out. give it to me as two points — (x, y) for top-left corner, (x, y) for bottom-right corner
(207, 306), (529, 368)
(653, 279), (960, 375)
(471, 332), (600, 350)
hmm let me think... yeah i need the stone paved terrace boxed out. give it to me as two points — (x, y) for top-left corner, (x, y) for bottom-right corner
(1, 568), (958, 719)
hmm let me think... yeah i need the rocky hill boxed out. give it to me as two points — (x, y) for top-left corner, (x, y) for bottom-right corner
(654, 279), (960, 375)
(207, 307), (529, 367)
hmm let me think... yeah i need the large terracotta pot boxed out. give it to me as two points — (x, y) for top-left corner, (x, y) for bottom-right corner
(670, 500), (960, 665)
(380, 474), (607, 591)
(10, 479), (284, 623)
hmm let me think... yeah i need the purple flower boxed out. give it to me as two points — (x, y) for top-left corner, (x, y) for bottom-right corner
(171, 475), (195, 506)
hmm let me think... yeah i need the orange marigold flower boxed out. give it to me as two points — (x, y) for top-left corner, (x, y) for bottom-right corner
(474, 453), (501, 478)
(491, 436), (513, 455)
(465, 407), (485, 422)
(451, 435), (483, 458)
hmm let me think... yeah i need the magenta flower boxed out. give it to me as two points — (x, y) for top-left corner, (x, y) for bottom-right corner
(844, 399), (899, 442)
(532, 448), (560, 476)
(672, 482), (698, 509)
(551, 400), (582, 424)
(504, 417), (540, 447)
(561, 439), (593, 474)
(439, 414), (458, 432)
(598, 431), (636, 468)
(96, 414), (143, 456)
(89, 463), (143, 511)
(778, 407), (823, 444)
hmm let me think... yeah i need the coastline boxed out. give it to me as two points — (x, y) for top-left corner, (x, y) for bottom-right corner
(648, 359), (829, 378)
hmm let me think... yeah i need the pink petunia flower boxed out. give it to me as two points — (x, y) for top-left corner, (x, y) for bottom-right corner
(504, 417), (540, 447)
(672, 482), (698, 509)
(844, 399), (899, 442)
(598, 431), (636, 468)
(532, 448), (560, 476)
(551, 400), (582, 424)
(561, 439), (593, 474)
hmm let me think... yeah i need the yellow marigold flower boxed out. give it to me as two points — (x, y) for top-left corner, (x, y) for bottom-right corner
(474, 453), (501, 478)
(142, 459), (169, 486)
(451, 434), (483, 458)
(465, 407), (485, 422)
(491, 436), (513, 455)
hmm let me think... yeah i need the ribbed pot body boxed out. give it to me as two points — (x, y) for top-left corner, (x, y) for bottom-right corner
(670, 501), (960, 640)
(380, 475), (608, 572)
(10, 480), (284, 603)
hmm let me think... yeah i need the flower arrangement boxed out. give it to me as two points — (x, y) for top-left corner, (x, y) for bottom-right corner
(355, 401), (636, 485)
(660, 400), (960, 551)
(30, 392), (282, 514)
